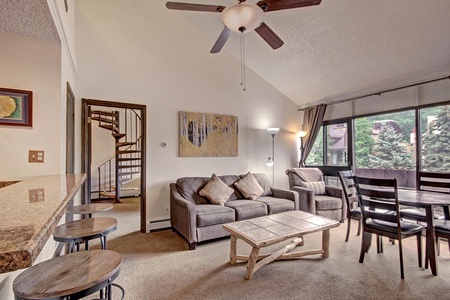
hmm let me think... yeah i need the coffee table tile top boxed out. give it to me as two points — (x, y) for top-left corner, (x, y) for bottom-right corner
(224, 211), (339, 248)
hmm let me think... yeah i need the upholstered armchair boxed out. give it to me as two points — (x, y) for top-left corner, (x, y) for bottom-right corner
(286, 168), (345, 222)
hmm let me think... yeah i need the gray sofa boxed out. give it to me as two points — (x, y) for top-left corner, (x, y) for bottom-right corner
(170, 173), (299, 250)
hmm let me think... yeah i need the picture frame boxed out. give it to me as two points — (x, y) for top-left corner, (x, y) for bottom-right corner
(179, 111), (238, 157)
(0, 87), (33, 127)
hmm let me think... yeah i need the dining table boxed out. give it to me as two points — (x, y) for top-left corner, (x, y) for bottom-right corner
(397, 189), (450, 276)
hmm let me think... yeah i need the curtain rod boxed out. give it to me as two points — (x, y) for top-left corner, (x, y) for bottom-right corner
(298, 75), (450, 111)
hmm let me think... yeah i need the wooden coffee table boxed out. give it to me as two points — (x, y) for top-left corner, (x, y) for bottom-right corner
(222, 210), (340, 280)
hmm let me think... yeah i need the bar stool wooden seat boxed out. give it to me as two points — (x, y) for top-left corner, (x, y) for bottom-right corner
(66, 203), (113, 218)
(53, 217), (117, 252)
(13, 250), (124, 300)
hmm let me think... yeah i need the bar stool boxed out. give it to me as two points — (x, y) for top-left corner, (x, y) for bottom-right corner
(53, 217), (117, 252)
(13, 250), (124, 300)
(66, 203), (113, 218)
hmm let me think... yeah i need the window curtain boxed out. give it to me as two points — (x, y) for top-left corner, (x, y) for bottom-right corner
(299, 104), (327, 167)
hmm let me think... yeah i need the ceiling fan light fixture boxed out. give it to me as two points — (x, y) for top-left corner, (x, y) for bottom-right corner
(221, 3), (263, 33)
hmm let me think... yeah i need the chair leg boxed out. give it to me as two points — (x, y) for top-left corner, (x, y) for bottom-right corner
(377, 235), (383, 253)
(417, 233), (422, 268)
(398, 238), (405, 279)
(357, 219), (361, 236)
(436, 236), (440, 256)
(360, 232), (372, 263)
(345, 217), (351, 242)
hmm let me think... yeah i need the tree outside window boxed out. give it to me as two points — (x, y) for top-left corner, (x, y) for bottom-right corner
(422, 105), (450, 171)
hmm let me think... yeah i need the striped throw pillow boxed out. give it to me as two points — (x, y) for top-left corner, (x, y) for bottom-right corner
(301, 181), (326, 195)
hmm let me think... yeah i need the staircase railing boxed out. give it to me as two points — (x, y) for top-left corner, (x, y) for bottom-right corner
(93, 108), (142, 201)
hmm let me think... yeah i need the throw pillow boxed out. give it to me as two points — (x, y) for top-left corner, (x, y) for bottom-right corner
(234, 172), (264, 200)
(199, 174), (234, 206)
(301, 181), (326, 195)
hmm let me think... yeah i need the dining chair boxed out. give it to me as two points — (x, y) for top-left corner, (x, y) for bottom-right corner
(338, 170), (361, 242)
(400, 171), (448, 222)
(355, 176), (424, 279)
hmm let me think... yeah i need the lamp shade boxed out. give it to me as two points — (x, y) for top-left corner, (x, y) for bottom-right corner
(221, 3), (263, 33)
(267, 127), (280, 135)
(298, 131), (307, 138)
(266, 157), (274, 167)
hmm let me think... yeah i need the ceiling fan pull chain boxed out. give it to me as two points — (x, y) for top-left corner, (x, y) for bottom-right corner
(240, 31), (246, 91)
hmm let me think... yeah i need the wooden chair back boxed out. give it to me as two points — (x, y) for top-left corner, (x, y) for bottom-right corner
(355, 176), (400, 232)
(338, 170), (359, 214)
(418, 171), (450, 193)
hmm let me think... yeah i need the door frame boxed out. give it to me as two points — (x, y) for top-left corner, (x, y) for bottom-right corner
(66, 82), (75, 174)
(81, 98), (147, 233)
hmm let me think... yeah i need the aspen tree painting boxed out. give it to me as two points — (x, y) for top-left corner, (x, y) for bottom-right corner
(179, 111), (238, 157)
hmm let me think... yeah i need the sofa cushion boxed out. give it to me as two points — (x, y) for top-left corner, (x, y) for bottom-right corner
(315, 195), (343, 211)
(176, 177), (210, 204)
(251, 173), (272, 196)
(256, 196), (294, 215)
(301, 181), (326, 195)
(196, 204), (236, 227)
(219, 175), (244, 200)
(199, 174), (234, 206)
(234, 172), (264, 200)
(225, 200), (268, 220)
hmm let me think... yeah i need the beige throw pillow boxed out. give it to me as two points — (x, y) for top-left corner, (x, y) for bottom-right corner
(301, 181), (326, 195)
(234, 172), (264, 200)
(199, 174), (234, 206)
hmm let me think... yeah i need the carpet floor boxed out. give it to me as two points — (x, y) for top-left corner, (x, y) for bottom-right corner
(89, 197), (450, 300)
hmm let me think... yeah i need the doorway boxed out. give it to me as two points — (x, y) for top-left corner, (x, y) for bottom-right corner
(81, 98), (147, 233)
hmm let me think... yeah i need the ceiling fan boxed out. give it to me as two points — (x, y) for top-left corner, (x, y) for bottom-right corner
(166, 0), (322, 53)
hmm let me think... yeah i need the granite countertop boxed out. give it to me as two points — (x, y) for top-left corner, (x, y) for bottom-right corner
(0, 174), (86, 273)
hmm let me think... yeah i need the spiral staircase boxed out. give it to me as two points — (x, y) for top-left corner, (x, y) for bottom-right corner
(91, 109), (143, 203)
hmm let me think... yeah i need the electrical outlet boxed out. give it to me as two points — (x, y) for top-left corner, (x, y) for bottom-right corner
(29, 150), (45, 163)
(164, 206), (170, 214)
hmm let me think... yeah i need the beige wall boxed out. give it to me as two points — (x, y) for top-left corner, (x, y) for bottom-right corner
(0, 32), (62, 180)
(75, 0), (301, 226)
(0, 0), (301, 233)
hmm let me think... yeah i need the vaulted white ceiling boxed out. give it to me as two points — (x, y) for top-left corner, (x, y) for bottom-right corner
(2, 0), (450, 108)
(165, 0), (450, 107)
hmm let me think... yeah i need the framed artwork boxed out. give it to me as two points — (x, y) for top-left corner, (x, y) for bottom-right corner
(179, 111), (238, 157)
(0, 88), (33, 127)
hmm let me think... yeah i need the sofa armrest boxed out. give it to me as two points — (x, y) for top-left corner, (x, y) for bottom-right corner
(271, 187), (300, 210)
(325, 185), (343, 198)
(290, 186), (316, 214)
(170, 183), (198, 247)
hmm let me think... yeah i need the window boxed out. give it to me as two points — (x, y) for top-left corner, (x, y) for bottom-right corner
(305, 127), (323, 166)
(355, 111), (415, 171)
(326, 122), (348, 166)
(420, 104), (450, 171)
(305, 102), (450, 188)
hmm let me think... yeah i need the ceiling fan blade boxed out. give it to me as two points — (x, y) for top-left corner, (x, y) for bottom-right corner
(166, 2), (226, 12)
(210, 27), (232, 53)
(254, 22), (284, 50)
(257, 0), (321, 12)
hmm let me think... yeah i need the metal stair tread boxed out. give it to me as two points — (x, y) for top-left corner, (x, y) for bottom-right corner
(116, 142), (135, 147)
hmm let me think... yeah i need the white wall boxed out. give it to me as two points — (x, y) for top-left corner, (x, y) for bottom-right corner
(75, 0), (301, 226)
(0, 32), (62, 180)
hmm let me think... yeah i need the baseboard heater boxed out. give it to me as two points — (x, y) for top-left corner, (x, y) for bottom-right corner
(148, 218), (171, 232)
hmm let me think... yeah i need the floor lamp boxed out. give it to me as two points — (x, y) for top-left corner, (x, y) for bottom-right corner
(266, 128), (279, 185)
